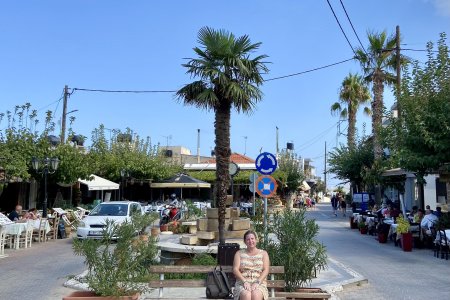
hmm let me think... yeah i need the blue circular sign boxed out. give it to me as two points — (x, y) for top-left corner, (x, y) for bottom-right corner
(255, 152), (278, 175)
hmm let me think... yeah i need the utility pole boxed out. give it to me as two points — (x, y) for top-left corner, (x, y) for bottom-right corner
(396, 25), (401, 119)
(60, 85), (69, 144)
(324, 142), (327, 195)
(197, 129), (200, 163)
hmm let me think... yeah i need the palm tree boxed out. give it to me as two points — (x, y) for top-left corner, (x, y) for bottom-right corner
(176, 27), (269, 244)
(355, 31), (397, 160)
(331, 73), (371, 149)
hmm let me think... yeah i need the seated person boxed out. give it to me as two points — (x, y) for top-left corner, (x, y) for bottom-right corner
(413, 209), (424, 223)
(433, 206), (442, 218)
(8, 205), (22, 221)
(382, 205), (392, 218)
(233, 230), (270, 300)
(421, 209), (438, 233)
(23, 208), (39, 220)
(390, 206), (400, 220)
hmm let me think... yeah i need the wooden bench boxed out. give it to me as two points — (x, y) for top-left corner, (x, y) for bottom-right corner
(148, 265), (286, 299)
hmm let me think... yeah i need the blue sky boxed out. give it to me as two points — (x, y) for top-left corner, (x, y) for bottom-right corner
(1, 0), (449, 189)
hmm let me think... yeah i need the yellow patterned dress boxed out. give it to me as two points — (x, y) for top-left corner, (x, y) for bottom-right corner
(234, 249), (269, 300)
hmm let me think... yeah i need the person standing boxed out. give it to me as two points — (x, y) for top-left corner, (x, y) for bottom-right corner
(331, 194), (338, 217)
(340, 195), (347, 217)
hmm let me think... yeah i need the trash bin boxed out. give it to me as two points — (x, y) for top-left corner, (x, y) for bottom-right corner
(217, 243), (240, 286)
(217, 243), (240, 265)
(58, 222), (66, 239)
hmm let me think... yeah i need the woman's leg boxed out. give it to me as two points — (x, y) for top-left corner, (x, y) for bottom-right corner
(251, 289), (264, 300)
(239, 290), (251, 300)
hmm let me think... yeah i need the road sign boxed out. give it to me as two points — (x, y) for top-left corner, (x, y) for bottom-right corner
(249, 182), (255, 193)
(249, 172), (259, 183)
(255, 152), (277, 175)
(255, 175), (278, 197)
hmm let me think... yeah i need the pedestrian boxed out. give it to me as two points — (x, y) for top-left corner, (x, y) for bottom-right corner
(331, 194), (338, 216)
(340, 196), (347, 217)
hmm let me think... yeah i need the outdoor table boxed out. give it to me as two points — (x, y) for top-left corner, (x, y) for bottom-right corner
(2, 222), (28, 249)
(30, 219), (51, 234)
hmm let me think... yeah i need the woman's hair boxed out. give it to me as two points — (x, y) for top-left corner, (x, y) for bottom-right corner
(243, 230), (257, 241)
(29, 208), (37, 212)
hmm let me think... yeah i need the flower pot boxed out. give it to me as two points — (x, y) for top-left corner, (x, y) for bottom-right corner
(378, 232), (387, 243)
(359, 227), (368, 234)
(63, 291), (139, 300)
(350, 217), (358, 229)
(276, 288), (331, 300)
(160, 224), (168, 232)
(150, 226), (160, 237)
(401, 232), (413, 252)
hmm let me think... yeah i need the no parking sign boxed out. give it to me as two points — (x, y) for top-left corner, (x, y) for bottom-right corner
(255, 175), (278, 197)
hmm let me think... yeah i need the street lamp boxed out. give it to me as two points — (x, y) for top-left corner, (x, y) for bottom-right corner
(32, 157), (60, 217)
(120, 169), (129, 201)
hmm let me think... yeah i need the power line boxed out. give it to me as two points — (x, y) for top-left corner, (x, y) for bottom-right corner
(264, 58), (354, 81)
(37, 94), (64, 112)
(339, 0), (367, 55)
(72, 88), (176, 93)
(325, 0), (356, 54)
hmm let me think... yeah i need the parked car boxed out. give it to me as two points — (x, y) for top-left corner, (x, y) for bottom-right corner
(76, 201), (143, 239)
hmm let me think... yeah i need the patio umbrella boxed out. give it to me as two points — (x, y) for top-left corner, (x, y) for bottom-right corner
(150, 173), (211, 198)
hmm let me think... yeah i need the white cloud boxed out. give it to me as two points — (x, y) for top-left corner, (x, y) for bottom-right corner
(432, 0), (450, 17)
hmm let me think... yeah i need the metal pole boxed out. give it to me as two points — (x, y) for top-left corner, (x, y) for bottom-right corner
(252, 180), (256, 216)
(43, 167), (48, 218)
(263, 197), (267, 248)
(396, 25), (401, 119)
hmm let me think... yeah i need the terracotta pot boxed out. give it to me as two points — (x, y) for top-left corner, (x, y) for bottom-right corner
(360, 227), (368, 234)
(62, 291), (139, 300)
(378, 232), (387, 243)
(276, 288), (331, 300)
(150, 226), (160, 237)
(160, 224), (168, 232)
(401, 232), (413, 252)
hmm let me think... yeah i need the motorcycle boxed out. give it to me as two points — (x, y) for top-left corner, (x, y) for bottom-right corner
(159, 205), (181, 225)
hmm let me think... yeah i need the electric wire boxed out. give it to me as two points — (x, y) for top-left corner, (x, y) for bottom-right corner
(339, 0), (367, 55)
(72, 88), (176, 93)
(325, 0), (356, 54)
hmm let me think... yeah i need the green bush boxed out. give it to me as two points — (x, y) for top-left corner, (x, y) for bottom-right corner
(165, 253), (216, 279)
(267, 208), (327, 291)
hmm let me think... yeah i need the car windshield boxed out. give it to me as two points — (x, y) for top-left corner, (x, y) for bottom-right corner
(89, 204), (128, 216)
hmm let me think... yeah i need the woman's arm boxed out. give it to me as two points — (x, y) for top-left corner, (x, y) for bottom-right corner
(232, 251), (246, 282)
(258, 250), (270, 283)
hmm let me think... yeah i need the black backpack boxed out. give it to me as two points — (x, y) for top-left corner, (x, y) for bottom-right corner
(206, 266), (232, 299)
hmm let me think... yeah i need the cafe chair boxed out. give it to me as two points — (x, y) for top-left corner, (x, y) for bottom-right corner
(0, 228), (7, 256)
(18, 221), (34, 248)
(434, 229), (449, 260)
(32, 218), (48, 243)
(61, 214), (76, 231)
(47, 216), (60, 241)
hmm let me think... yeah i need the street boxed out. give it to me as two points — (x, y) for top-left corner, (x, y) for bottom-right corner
(312, 203), (450, 299)
(1, 205), (450, 300)
(0, 237), (84, 300)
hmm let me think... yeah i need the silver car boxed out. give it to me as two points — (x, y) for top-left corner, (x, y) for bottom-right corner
(76, 201), (143, 239)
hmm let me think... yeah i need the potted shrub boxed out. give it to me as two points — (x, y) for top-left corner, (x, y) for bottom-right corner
(377, 223), (390, 243)
(396, 215), (412, 251)
(265, 209), (328, 295)
(358, 220), (368, 234)
(66, 213), (158, 299)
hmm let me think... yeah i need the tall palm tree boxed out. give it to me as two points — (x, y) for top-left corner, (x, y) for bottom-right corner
(176, 27), (269, 244)
(331, 73), (371, 149)
(355, 31), (397, 160)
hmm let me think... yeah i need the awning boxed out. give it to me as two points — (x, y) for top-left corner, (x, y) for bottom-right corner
(78, 175), (119, 191)
(299, 181), (311, 191)
(382, 168), (412, 177)
(150, 173), (211, 188)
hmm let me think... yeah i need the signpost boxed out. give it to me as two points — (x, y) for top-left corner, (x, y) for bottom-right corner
(254, 152), (277, 247)
(249, 173), (259, 216)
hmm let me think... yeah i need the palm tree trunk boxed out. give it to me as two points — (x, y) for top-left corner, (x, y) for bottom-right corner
(372, 74), (384, 204)
(347, 104), (356, 149)
(215, 99), (232, 245)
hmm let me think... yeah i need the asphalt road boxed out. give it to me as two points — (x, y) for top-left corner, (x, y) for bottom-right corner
(0, 236), (84, 300)
(311, 203), (450, 300)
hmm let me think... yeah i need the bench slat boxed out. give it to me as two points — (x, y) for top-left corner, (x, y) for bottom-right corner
(145, 298), (286, 300)
(149, 265), (284, 274)
(149, 279), (285, 288)
(277, 292), (331, 299)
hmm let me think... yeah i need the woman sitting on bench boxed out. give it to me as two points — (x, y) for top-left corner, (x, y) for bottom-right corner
(233, 230), (270, 300)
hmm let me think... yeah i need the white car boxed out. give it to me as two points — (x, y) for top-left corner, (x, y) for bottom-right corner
(76, 201), (143, 239)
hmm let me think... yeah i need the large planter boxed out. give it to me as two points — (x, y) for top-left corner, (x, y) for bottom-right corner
(350, 217), (358, 229)
(160, 224), (168, 232)
(378, 232), (387, 243)
(401, 232), (413, 252)
(359, 227), (368, 234)
(150, 226), (160, 237)
(63, 291), (139, 300)
(276, 288), (331, 300)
